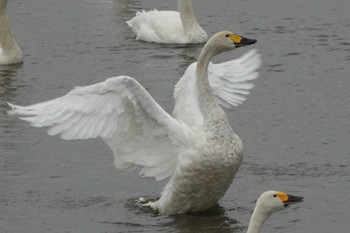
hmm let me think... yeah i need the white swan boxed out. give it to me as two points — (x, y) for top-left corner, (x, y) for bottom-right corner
(126, 0), (207, 44)
(8, 31), (259, 214)
(0, 0), (22, 65)
(246, 191), (303, 233)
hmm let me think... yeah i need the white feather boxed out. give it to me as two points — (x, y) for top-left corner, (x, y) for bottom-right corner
(8, 76), (185, 181)
(174, 49), (262, 127)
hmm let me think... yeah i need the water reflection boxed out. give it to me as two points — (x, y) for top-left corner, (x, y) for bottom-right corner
(0, 63), (22, 119)
(0, 64), (23, 177)
(170, 205), (243, 233)
(177, 44), (202, 71)
(117, 197), (244, 233)
(0, 64), (22, 94)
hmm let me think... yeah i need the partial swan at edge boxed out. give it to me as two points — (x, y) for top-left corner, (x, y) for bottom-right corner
(245, 191), (303, 233)
(126, 0), (207, 44)
(8, 31), (259, 214)
(0, 0), (22, 65)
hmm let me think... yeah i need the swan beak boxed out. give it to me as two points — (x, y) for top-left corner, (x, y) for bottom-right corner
(283, 194), (304, 207)
(231, 35), (257, 47)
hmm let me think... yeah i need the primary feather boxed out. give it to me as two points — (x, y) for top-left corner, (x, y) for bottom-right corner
(9, 76), (183, 181)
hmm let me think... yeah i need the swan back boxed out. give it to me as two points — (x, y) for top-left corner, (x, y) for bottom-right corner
(0, 0), (22, 65)
(126, 0), (207, 44)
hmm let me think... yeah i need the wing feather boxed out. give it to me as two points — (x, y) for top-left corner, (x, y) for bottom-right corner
(173, 49), (262, 127)
(8, 76), (186, 181)
(208, 49), (262, 108)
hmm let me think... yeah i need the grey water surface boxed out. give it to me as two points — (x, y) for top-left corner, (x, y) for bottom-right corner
(1, 0), (349, 232)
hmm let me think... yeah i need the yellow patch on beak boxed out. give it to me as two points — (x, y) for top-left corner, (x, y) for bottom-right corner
(229, 34), (242, 44)
(276, 192), (289, 202)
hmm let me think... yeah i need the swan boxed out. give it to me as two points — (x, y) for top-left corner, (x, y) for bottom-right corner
(0, 0), (22, 65)
(246, 191), (303, 233)
(8, 31), (259, 214)
(126, 0), (207, 44)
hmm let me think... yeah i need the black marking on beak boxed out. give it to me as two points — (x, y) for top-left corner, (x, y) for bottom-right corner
(235, 37), (257, 47)
(284, 194), (304, 207)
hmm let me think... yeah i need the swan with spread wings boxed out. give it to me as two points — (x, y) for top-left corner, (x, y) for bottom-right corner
(9, 31), (261, 214)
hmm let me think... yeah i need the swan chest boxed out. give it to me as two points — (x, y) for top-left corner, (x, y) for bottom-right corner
(157, 128), (243, 214)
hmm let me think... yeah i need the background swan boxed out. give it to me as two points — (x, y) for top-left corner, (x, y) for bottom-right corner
(8, 31), (258, 214)
(246, 191), (303, 233)
(126, 0), (207, 44)
(0, 0), (22, 65)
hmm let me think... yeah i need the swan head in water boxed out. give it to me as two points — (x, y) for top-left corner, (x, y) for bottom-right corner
(202, 31), (257, 58)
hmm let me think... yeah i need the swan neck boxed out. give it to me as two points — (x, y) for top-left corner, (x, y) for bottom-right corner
(196, 44), (222, 121)
(197, 46), (213, 78)
(178, 0), (200, 33)
(0, 4), (17, 54)
(246, 206), (271, 233)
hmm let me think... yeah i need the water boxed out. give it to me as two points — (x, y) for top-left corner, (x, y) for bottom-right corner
(1, 0), (349, 232)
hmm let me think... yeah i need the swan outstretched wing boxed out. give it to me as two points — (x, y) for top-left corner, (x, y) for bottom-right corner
(208, 49), (262, 108)
(8, 76), (185, 181)
(173, 49), (261, 126)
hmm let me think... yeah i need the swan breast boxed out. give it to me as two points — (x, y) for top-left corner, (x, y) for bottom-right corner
(156, 125), (243, 214)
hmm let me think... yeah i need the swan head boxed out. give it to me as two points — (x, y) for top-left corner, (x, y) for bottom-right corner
(256, 190), (303, 215)
(203, 31), (257, 56)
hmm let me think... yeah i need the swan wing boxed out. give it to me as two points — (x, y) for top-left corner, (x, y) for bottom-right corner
(173, 63), (204, 127)
(173, 49), (261, 126)
(8, 76), (186, 181)
(208, 49), (262, 108)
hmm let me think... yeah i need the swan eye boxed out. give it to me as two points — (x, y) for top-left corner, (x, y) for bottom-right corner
(225, 34), (229, 38)
(273, 194), (277, 197)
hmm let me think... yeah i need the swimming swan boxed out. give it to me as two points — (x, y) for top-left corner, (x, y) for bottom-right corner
(246, 191), (303, 233)
(126, 0), (207, 44)
(0, 0), (22, 65)
(8, 31), (259, 214)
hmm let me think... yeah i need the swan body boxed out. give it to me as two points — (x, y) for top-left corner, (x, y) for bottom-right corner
(8, 31), (259, 214)
(126, 0), (207, 44)
(0, 0), (22, 65)
(247, 191), (303, 233)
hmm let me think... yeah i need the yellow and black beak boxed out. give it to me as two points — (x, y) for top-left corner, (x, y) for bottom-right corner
(276, 192), (304, 207)
(229, 34), (257, 47)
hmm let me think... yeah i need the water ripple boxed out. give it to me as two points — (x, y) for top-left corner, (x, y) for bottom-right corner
(245, 162), (349, 178)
